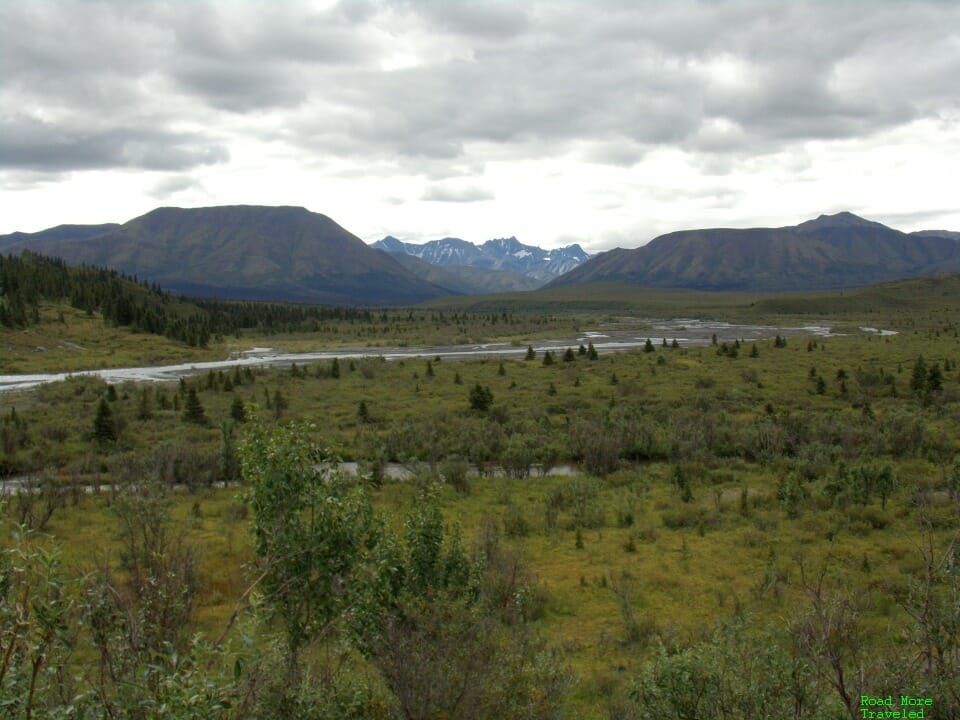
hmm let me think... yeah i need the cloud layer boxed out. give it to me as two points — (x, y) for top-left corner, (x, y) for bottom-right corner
(2, 0), (959, 246)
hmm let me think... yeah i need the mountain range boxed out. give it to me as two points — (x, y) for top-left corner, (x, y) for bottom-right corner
(3, 206), (960, 304)
(549, 212), (960, 292)
(372, 235), (590, 285)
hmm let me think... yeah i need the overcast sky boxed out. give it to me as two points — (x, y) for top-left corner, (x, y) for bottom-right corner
(2, 0), (959, 251)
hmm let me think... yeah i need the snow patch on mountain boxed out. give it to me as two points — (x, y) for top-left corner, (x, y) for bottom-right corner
(371, 235), (591, 285)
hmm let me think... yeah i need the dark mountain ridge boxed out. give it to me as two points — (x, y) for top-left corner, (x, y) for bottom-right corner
(912, 229), (960, 241)
(1, 206), (450, 305)
(549, 212), (960, 292)
(6, 208), (958, 301)
(0, 223), (120, 251)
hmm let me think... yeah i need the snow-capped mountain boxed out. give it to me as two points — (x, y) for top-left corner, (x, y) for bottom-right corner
(374, 236), (486, 266)
(371, 235), (590, 285)
(480, 237), (590, 280)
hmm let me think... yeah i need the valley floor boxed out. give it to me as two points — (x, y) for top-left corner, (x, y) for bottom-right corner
(3, 318), (959, 717)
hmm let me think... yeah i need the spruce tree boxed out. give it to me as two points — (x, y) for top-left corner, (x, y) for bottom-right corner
(137, 387), (152, 420)
(525, 345), (536, 360)
(230, 397), (247, 423)
(910, 356), (928, 399)
(182, 388), (209, 426)
(219, 421), (241, 483)
(357, 400), (371, 424)
(469, 384), (493, 412)
(273, 390), (288, 419)
(93, 397), (117, 443)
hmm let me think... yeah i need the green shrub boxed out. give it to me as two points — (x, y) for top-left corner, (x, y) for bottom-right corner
(503, 503), (531, 537)
(660, 506), (703, 529)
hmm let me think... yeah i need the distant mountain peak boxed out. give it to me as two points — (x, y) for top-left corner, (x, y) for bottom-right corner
(372, 235), (407, 252)
(793, 211), (892, 233)
(484, 235), (521, 247)
(373, 234), (591, 283)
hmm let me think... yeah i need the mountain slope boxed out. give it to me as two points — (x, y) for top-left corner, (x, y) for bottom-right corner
(3, 206), (450, 305)
(384, 251), (541, 294)
(549, 212), (960, 292)
(0, 223), (120, 251)
(912, 229), (960, 241)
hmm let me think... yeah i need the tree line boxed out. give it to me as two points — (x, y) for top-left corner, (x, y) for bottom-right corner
(0, 250), (400, 345)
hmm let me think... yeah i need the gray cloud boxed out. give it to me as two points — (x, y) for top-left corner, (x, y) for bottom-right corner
(400, 1), (532, 38)
(0, 170), (65, 192)
(1, 0), (958, 178)
(421, 183), (495, 203)
(871, 208), (960, 229)
(0, 116), (228, 172)
(150, 175), (204, 199)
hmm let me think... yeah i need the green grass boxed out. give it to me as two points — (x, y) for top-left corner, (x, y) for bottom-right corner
(0, 303), (225, 374)
(5, 322), (960, 717)
(25, 454), (954, 717)
(0, 301), (575, 374)
(420, 274), (960, 330)
(7, 273), (959, 375)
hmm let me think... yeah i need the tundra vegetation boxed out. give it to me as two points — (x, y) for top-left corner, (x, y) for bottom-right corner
(1, 261), (960, 718)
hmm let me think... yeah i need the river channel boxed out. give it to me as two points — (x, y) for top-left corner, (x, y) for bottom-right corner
(0, 318), (859, 394)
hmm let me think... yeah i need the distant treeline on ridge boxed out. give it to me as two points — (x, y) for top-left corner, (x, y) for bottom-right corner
(0, 250), (381, 346)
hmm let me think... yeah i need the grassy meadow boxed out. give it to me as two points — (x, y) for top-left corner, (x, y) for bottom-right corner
(4, 298), (960, 716)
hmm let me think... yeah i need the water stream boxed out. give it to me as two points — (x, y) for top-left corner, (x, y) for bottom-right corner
(1, 319), (870, 394)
